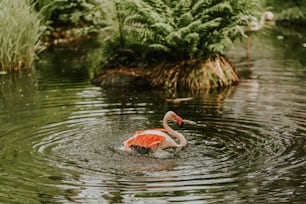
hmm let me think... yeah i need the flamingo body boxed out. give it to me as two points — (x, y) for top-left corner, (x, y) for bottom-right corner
(124, 130), (167, 153)
(123, 111), (187, 154)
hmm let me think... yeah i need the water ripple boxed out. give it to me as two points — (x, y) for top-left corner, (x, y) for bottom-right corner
(1, 30), (306, 202)
(30, 82), (306, 203)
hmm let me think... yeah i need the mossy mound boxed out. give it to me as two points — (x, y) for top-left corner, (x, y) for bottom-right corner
(92, 56), (239, 90)
(150, 56), (240, 90)
(91, 68), (150, 88)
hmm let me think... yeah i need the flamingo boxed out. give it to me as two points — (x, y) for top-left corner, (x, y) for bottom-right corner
(243, 11), (274, 32)
(123, 111), (193, 155)
(242, 11), (274, 59)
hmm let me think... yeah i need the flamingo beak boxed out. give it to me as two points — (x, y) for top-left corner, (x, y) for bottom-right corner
(173, 115), (183, 127)
(179, 120), (184, 127)
(182, 119), (196, 125)
(172, 113), (196, 127)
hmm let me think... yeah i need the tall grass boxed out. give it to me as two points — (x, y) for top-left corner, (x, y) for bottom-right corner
(0, 0), (42, 71)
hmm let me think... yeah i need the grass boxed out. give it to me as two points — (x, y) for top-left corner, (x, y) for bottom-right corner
(150, 57), (240, 90)
(0, 0), (42, 71)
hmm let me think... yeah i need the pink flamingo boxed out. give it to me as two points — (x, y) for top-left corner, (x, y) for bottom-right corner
(243, 11), (274, 59)
(123, 111), (192, 154)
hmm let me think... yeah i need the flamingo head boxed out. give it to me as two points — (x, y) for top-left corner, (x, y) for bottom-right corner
(264, 11), (274, 21)
(166, 111), (183, 127)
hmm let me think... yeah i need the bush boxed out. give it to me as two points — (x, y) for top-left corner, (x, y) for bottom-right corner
(277, 7), (306, 26)
(92, 0), (267, 90)
(100, 0), (262, 67)
(0, 0), (42, 70)
(33, 0), (107, 36)
(264, 0), (306, 26)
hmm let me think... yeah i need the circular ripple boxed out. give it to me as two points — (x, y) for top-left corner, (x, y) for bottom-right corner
(31, 83), (306, 203)
(2, 51), (306, 203)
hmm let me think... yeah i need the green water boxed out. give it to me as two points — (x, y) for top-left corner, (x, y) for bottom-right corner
(0, 27), (306, 203)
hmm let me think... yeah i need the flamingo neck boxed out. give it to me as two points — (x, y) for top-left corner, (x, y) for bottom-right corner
(258, 12), (267, 30)
(163, 116), (187, 148)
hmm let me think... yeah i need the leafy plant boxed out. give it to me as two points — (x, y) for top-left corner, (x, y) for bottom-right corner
(32, 0), (107, 36)
(0, 0), (42, 71)
(101, 0), (262, 66)
(92, 0), (269, 90)
(264, 0), (306, 26)
(277, 8), (306, 26)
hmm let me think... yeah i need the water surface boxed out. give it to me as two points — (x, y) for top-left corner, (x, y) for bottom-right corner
(0, 27), (306, 203)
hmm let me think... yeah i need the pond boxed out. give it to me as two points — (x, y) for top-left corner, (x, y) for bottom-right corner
(0, 27), (305, 203)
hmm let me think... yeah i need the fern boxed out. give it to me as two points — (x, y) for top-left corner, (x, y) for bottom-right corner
(101, 0), (263, 66)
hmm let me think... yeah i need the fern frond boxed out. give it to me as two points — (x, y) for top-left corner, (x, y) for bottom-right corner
(203, 1), (232, 15)
(197, 17), (222, 33)
(151, 22), (174, 35)
(149, 43), (170, 52)
(165, 31), (182, 47)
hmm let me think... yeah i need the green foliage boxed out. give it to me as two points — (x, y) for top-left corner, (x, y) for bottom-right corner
(277, 8), (306, 26)
(278, 7), (306, 25)
(101, 0), (263, 67)
(32, 0), (107, 35)
(264, 0), (306, 26)
(0, 0), (42, 70)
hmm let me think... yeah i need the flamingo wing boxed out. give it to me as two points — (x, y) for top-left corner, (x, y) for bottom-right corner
(124, 130), (168, 154)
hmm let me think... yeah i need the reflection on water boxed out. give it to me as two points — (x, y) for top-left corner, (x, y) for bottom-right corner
(0, 27), (306, 203)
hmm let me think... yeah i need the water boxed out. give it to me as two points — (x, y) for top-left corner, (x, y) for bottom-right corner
(0, 27), (306, 203)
